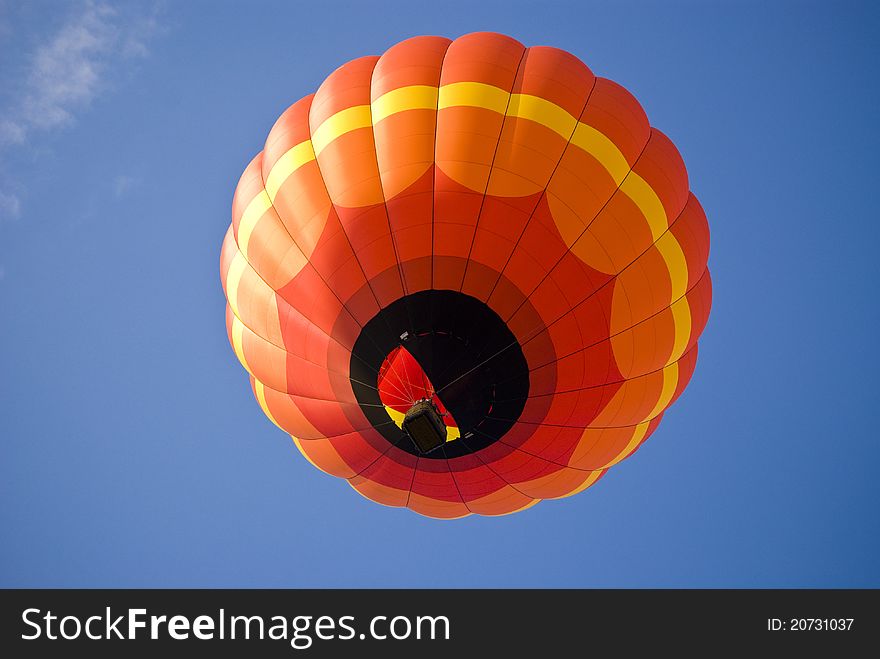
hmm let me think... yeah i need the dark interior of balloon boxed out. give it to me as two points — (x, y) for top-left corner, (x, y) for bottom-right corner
(350, 290), (530, 459)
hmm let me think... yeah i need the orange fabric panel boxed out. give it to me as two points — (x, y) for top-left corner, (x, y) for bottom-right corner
(432, 33), (525, 292)
(309, 55), (380, 125)
(579, 77), (650, 165)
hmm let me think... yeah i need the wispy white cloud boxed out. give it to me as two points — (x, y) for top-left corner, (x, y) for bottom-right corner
(2, 2), (160, 146)
(113, 174), (141, 198)
(0, 190), (22, 221)
(0, 1), (162, 221)
(0, 120), (27, 146)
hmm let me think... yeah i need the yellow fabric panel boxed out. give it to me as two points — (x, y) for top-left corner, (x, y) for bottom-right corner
(668, 295), (693, 364)
(646, 361), (680, 421)
(569, 122), (631, 184)
(438, 81), (510, 113)
(602, 421), (650, 468)
(224, 252), (248, 320)
(557, 469), (604, 498)
(311, 105), (372, 157)
(371, 85), (438, 124)
(385, 405), (405, 426)
(254, 378), (282, 429)
(229, 314), (252, 377)
(619, 173), (668, 241)
(507, 93), (575, 139)
(265, 140), (316, 202)
(654, 231), (689, 301)
(224, 236), (287, 349)
(237, 189), (272, 260)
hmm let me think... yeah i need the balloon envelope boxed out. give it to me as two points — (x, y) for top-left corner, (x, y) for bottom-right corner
(220, 32), (712, 518)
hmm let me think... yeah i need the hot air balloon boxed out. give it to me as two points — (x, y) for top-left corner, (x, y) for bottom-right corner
(220, 32), (712, 518)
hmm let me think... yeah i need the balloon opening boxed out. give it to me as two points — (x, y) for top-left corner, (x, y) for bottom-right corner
(349, 289), (532, 459)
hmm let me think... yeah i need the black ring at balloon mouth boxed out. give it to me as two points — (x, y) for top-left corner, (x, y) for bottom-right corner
(349, 289), (530, 459)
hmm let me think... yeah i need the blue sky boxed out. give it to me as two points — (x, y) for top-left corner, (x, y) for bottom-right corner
(1, 0), (878, 587)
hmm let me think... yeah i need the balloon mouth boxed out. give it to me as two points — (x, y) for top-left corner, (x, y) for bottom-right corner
(349, 289), (530, 459)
